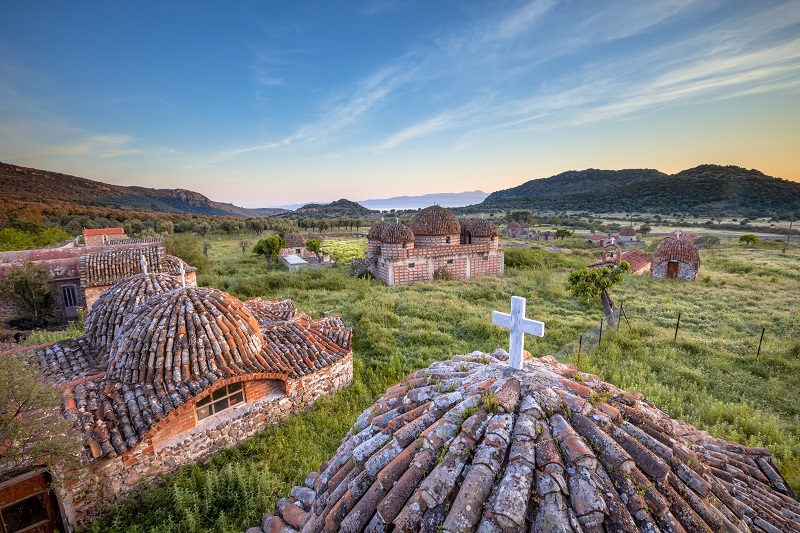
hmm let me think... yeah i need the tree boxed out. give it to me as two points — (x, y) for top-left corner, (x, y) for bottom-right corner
(638, 223), (651, 236)
(510, 210), (536, 225)
(239, 239), (252, 256)
(739, 234), (759, 246)
(163, 234), (209, 272)
(0, 262), (55, 320)
(0, 354), (82, 482)
(555, 229), (573, 240)
(253, 235), (285, 267)
(567, 262), (631, 327)
(306, 239), (322, 261)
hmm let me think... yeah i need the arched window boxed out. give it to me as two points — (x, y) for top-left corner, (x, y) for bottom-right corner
(445, 237), (451, 244)
(196, 382), (245, 421)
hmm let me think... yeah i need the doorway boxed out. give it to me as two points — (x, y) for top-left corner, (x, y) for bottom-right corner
(0, 471), (64, 533)
(666, 261), (680, 279)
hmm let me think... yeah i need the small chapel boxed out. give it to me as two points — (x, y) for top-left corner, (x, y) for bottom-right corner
(0, 275), (353, 531)
(354, 206), (504, 285)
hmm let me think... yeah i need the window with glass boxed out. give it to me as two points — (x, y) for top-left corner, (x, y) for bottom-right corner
(195, 382), (245, 421)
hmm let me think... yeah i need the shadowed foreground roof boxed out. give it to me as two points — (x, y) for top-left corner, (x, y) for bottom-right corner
(255, 353), (798, 533)
(460, 218), (498, 238)
(79, 246), (163, 287)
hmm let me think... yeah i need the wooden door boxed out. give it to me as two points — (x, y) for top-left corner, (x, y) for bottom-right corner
(666, 261), (680, 279)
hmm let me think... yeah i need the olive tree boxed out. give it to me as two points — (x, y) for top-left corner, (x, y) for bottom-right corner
(567, 262), (631, 327)
(0, 262), (55, 320)
(0, 354), (81, 482)
(253, 235), (285, 267)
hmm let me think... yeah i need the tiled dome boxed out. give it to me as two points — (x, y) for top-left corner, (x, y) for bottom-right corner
(410, 206), (461, 236)
(259, 353), (798, 533)
(380, 223), (415, 244)
(368, 222), (392, 241)
(285, 233), (307, 248)
(107, 286), (265, 387)
(84, 273), (182, 358)
(619, 226), (637, 237)
(161, 254), (196, 275)
(654, 232), (700, 270)
(507, 221), (522, 231)
(460, 218), (498, 238)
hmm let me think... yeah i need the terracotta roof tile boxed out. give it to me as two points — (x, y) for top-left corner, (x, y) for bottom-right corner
(654, 231), (701, 270)
(160, 254), (197, 274)
(82, 227), (125, 237)
(460, 218), (498, 238)
(84, 273), (183, 359)
(410, 206), (461, 236)
(79, 246), (163, 287)
(256, 353), (800, 533)
(285, 233), (307, 248)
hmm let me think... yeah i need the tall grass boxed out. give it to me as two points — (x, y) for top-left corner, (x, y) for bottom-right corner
(91, 236), (800, 532)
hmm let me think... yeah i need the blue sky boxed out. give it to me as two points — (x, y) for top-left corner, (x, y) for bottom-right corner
(1, 0), (799, 207)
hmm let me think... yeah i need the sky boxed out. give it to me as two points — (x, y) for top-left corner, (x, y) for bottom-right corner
(1, 0), (799, 208)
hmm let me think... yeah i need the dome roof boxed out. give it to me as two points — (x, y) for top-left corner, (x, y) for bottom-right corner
(261, 354), (798, 532)
(380, 223), (415, 243)
(368, 221), (392, 241)
(460, 218), (498, 238)
(410, 206), (461, 236)
(84, 273), (182, 358)
(161, 254), (196, 274)
(507, 220), (522, 230)
(285, 233), (306, 248)
(619, 226), (636, 236)
(107, 286), (266, 388)
(653, 232), (700, 270)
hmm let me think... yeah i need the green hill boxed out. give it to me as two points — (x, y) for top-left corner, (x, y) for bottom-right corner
(0, 162), (288, 218)
(293, 198), (375, 218)
(481, 165), (800, 216)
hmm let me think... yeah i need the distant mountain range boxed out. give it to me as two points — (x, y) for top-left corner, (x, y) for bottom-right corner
(357, 190), (489, 211)
(0, 162), (288, 218)
(3, 161), (797, 221)
(478, 165), (800, 216)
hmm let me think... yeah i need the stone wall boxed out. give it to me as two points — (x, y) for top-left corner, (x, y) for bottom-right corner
(59, 353), (353, 530)
(652, 260), (698, 281)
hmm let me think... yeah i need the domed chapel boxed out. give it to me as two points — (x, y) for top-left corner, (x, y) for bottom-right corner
(6, 274), (353, 531)
(358, 206), (504, 285)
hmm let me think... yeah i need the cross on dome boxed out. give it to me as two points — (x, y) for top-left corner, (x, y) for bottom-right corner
(492, 296), (544, 370)
(140, 255), (148, 275)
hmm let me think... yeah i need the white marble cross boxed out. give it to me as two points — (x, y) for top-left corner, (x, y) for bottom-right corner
(179, 262), (186, 287)
(492, 296), (544, 370)
(140, 255), (148, 275)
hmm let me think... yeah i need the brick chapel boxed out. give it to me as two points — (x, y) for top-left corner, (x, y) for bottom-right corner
(355, 206), (504, 285)
(0, 276), (353, 531)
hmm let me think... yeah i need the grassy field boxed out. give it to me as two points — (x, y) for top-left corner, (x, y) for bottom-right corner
(78, 234), (800, 532)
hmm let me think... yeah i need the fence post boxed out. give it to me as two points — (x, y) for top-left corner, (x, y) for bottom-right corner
(674, 312), (681, 341)
(599, 318), (603, 344)
(757, 327), (765, 359)
(578, 334), (583, 354)
(616, 302), (622, 331)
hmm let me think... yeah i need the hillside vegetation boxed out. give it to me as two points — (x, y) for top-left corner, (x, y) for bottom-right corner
(0, 162), (287, 218)
(84, 234), (800, 533)
(290, 198), (375, 219)
(482, 165), (800, 216)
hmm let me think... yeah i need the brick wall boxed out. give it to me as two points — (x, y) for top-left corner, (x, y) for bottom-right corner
(60, 354), (353, 530)
(470, 250), (504, 277)
(392, 261), (432, 285)
(414, 234), (460, 248)
(432, 255), (468, 279)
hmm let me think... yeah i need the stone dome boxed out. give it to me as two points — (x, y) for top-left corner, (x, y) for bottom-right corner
(619, 226), (637, 237)
(107, 286), (266, 388)
(285, 233), (307, 248)
(380, 223), (415, 244)
(410, 206), (461, 236)
(84, 273), (183, 358)
(460, 218), (498, 238)
(653, 232), (700, 270)
(507, 220), (522, 231)
(368, 221), (392, 241)
(259, 353), (798, 532)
